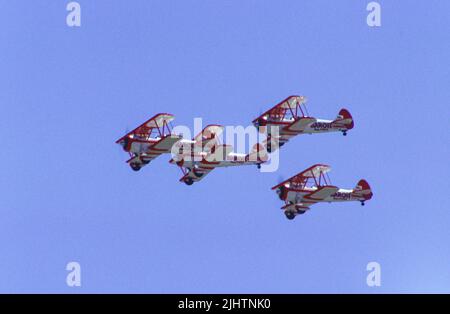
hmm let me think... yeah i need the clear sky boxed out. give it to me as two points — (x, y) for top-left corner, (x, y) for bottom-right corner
(1, 0), (449, 293)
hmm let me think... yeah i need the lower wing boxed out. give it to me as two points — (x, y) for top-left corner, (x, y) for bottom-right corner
(303, 186), (339, 203)
(178, 162), (216, 185)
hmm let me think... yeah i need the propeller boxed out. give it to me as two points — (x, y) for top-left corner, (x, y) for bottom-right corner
(116, 125), (130, 153)
(275, 174), (286, 199)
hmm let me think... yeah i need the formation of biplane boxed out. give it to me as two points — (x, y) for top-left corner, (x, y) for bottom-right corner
(116, 95), (372, 220)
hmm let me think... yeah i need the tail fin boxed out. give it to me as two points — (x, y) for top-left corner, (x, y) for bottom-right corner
(353, 179), (373, 200)
(334, 108), (354, 130)
(246, 143), (268, 162)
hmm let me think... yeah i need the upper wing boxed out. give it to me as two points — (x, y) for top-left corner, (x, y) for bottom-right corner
(300, 164), (331, 179)
(272, 164), (331, 190)
(252, 95), (307, 126)
(116, 113), (175, 143)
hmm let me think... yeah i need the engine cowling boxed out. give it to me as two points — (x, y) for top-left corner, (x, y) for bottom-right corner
(276, 186), (286, 200)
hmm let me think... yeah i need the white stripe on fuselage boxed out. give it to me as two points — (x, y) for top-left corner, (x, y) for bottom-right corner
(286, 187), (358, 203)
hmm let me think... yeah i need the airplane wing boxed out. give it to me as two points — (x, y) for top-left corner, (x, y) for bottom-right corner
(300, 164), (331, 178)
(193, 125), (224, 154)
(178, 162), (216, 184)
(262, 117), (315, 152)
(303, 186), (339, 202)
(283, 117), (316, 134)
(281, 203), (311, 212)
(204, 144), (233, 163)
(252, 95), (307, 127)
(271, 164), (331, 191)
(116, 113), (175, 143)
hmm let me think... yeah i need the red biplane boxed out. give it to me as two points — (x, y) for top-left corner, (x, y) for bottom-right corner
(169, 125), (268, 185)
(115, 113), (182, 171)
(252, 96), (354, 152)
(272, 164), (373, 220)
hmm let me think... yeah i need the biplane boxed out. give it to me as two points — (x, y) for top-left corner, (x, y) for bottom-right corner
(115, 113), (182, 171)
(272, 164), (373, 220)
(252, 96), (354, 152)
(169, 125), (268, 185)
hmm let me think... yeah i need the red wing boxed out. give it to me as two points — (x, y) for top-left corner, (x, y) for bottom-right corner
(252, 95), (307, 125)
(271, 164), (331, 190)
(300, 164), (331, 178)
(116, 113), (175, 143)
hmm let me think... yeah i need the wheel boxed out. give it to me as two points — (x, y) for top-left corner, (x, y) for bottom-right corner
(361, 201), (365, 206)
(184, 178), (194, 186)
(130, 163), (141, 171)
(343, 131), (347, 136)
(285, 211), (296, 220)
(193, 168), (203, 178)
(257, 164), (261, 169)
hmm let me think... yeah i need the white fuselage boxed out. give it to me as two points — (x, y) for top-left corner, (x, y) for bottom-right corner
(269, 118), (343, 134)
(285, 187), (361, 203)
(177, 152), (259, 169)
(300, 118), (339, 134)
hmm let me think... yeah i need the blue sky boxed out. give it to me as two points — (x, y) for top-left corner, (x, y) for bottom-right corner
(1, 0), (449, 293)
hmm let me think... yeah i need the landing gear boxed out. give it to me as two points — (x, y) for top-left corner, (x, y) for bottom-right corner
(193, 168), (203, 178)
(361, 201), (365, 206)
(257, 163), (261, 169)
(342, 131), (347, 136)
(285, 211), (296, 220)
(184, 178), (194, 186)
(130, 163), (141, 171)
